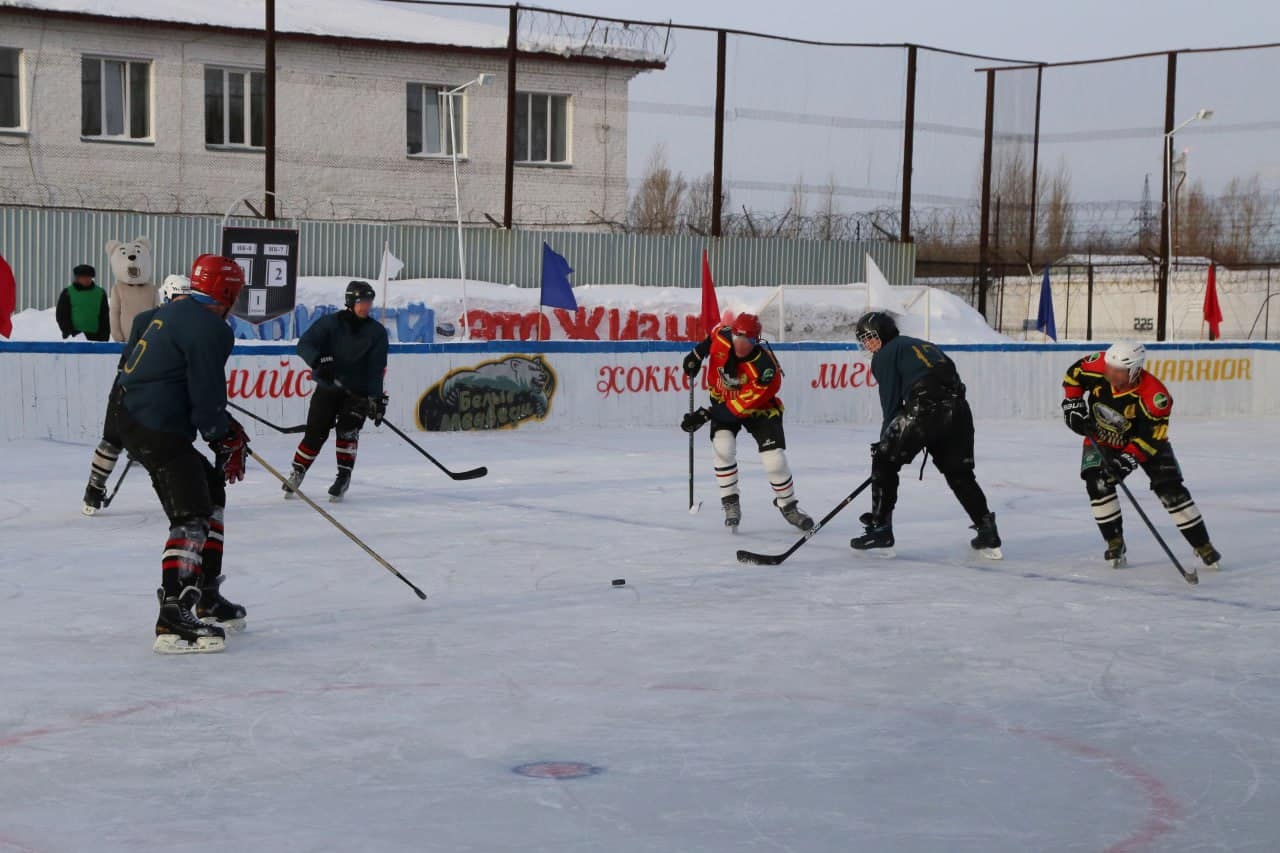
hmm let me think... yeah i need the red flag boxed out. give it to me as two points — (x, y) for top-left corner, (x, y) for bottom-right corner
(700, 249), (720, 336)
(0, 253), (16, 340)
(1203, 262), (1223, 341)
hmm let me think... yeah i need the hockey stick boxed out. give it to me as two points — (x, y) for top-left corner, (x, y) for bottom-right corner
(1086, 435), (1197, 585)
(98, 457), (134, 509)
(227, 401), (308, 434)
(380, 417), (488, 481)
(688, 382), (701, 513)
(250, 450), (428, 600)
(737, 476), (873, 566)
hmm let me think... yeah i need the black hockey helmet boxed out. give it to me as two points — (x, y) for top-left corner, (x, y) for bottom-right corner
(345, 280), (376, 309)
(855, 311), (898, 349)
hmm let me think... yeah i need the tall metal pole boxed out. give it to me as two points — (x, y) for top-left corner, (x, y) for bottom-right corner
(1026, 65), (1043, 267)
(977, 70), (996, 319)
(1086, 259), (1095, 341)
(264, 0), (277, 219)
(448, 92), (470, 339)
(900, 45), (918, 244)
(1157, 51), (1177, 342)
(502, 4), (518, 229)
(710, 29), (727, 238)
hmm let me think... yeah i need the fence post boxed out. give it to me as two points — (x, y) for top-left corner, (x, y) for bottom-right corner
(264, 0), (277, 219)
(977, 70), (996, 319)
(502, 5), (518, 229)
(1156, 51), (1177, 341)
(900, 45), (918, 244)
(1026, 65), (1043, 268)
(711, 30), (728, 238)
(1086, 261), (1095, 341)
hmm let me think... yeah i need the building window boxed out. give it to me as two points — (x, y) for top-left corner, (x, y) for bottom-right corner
(81, 56), (150, 140)
(406, 83), (460, 157)
(0, 48), (20, 130)
(515, 92), (569, 164)
(205, 67), (265, 148)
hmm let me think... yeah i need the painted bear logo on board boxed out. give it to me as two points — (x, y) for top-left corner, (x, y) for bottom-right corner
(417, 355), (557, 432)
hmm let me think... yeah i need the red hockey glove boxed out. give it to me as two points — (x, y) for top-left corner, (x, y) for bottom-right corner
(212, 417), (250, 484)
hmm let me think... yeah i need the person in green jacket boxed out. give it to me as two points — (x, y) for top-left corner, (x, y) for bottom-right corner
(55, 264), (110, 341)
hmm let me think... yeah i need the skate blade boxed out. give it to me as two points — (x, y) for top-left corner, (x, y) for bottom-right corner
(978, 546), (1003, 561)
(1110, 557), (1128, 569)
(153, 634), (226, 654)
(82, 504), (98, 516)
(328, 493), (345, 503)
(200, 616), (246, 633)
(283, 491), (297, 500)
(726, 523), (739, 534)
(852, 547), (896, 559)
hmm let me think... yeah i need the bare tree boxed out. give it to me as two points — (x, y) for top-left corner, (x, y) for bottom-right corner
(1039, 161), (1073, 262)
(628, 144), (686, 234)
(681, 172), (728, 236)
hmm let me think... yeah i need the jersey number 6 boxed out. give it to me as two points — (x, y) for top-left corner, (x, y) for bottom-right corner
(122, 319), (164, 375)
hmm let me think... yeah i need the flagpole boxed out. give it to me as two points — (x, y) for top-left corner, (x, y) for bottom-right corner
(380, 240), (389, 324)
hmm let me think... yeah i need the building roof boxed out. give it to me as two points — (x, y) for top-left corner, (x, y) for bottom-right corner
(0, 0), (665, 65)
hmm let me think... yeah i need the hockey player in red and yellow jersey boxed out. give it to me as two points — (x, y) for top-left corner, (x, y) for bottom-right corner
(1062, 342), (1221, 570)
(680, 313), (813, 532)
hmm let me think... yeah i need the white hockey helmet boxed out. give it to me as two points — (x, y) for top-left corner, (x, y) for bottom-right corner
(160, 274), (192, 303)
(1104, 341), (1146, 383)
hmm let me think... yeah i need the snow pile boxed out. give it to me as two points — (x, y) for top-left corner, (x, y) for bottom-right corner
(4, 277), (1008, 344)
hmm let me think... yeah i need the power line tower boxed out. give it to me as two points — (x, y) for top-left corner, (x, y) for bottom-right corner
(1136, 173), (1158, 253)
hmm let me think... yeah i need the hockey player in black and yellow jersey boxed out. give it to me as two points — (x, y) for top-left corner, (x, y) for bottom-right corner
(1062, 342), (1221, 570)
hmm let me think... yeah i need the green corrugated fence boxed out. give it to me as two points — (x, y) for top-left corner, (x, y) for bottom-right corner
(0, 205), (915, 311)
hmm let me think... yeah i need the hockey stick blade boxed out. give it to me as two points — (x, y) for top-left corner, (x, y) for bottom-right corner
(736, 476), (873, 566)
(448, 466), (488, 481)
(99, 457), (135, 509)
(227, 401), (308, 434)
(382, 418), (488, 481)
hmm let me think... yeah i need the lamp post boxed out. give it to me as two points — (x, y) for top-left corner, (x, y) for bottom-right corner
(442, 73), (493, 341)
(1165, 108), (1212, 270)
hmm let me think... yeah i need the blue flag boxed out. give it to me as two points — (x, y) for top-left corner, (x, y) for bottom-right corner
(540, 243), (577, 311)
(1036, 265), (1057, 341)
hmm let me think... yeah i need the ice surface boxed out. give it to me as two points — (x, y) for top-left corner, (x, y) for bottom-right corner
(1, 417), (1278, 852)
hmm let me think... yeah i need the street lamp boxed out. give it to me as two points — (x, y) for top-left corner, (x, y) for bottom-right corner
(442, 73), (493, 341)
(1165, 108), (1212, 267)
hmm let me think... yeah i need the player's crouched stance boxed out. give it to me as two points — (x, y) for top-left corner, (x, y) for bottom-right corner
(1062, 343), (1221, 571)
(118, 255), (250, 654)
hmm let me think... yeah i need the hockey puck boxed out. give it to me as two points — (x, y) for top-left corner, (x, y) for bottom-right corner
(611, 578), (626, 586)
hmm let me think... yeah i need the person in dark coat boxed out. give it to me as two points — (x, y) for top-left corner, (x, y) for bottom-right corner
(284, 280), (389, 502)
(55, 264), (110, 341)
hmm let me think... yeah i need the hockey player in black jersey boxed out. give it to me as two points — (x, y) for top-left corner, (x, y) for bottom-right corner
(284, 280), (389, 502)
(118, 255), (249, 654)
(850, 312), (1001, 557)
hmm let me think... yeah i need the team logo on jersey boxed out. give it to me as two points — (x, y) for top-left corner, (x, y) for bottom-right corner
(416, 355), (557, 431)
(759, 367), (776, 385)
(1153, 392), (1170, 409)
(1091, 403), (1130, 445)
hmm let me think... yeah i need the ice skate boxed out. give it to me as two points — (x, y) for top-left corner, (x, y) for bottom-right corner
(851, 521), (894, 555)
(82, 482), (106, 516)
(196, 575), (246, 633)
(721, 495), (741, 531)
(282, 464), (305, 499)
(1105, 536), (1127, 569)
(969, 512), (1003, 560)
(776, 499), (814, 531)
(328, 469), (351, 503)
(154, 587), (225, 654)
(1195, 542), (1221, 572)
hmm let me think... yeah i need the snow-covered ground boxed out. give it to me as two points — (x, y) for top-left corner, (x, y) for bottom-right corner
(2, 418), (1278, 852)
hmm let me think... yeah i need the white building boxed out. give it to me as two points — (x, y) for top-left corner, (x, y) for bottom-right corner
(0, 0), (661, 225)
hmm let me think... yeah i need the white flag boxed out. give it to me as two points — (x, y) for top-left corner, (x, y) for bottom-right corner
(865, 253), (907, 314)
(379, 248), (404, 283)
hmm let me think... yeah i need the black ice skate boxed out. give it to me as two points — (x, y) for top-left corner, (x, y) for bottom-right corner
(851, 522), (894, 553)
(328, 470), (351, 503)
(969, 512), (1003, 560)
(1195, 542), (1222, 571)
(282, 464), (305, 499)
(776, 499), (814, 531)
(154, 587), (226, 654)
(197, 575), (246, 632)
(82, 482), (106, 516)
(1105, 536), (1127, 569)
(721, 495), (741, 531)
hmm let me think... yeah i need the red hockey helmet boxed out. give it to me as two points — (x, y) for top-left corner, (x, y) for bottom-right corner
(730, 312), (762, 340)
(189, 254), (245, 309)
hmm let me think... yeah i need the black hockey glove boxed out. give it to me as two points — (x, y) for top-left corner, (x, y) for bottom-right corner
(1062, 397), (1090, 435)
(681, 407), (711, 433)
(365, 394), (388, 426)
(313, 355), (336, 383)
(1103, 451), (1139, 485)
(682, 351), (703, 378)
(211, 417), (250, 485)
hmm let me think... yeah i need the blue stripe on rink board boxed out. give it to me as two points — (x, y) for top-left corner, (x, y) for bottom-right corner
(3, 340), (1279, 356)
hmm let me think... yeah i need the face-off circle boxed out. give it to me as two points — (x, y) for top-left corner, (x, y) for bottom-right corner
(512, 761), (604, 780)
